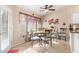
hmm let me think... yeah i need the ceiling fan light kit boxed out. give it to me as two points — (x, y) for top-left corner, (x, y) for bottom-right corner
(45, 9), (49, 13)
(40, 5), (55, 13)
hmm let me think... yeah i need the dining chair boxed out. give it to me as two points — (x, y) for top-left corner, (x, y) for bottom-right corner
(46, 32), (59, 47)
(30, 32), (40, 48)
(40, 32), (51, 47)
(58, 33), (66, 41)
(51, 32), (58, 40)
(58, 28), (67, 41)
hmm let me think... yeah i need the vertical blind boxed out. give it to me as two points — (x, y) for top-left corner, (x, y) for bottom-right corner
(19, 13), (41, 33)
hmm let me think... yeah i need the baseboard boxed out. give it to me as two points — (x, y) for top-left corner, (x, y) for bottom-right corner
(11, 41), (26, 49)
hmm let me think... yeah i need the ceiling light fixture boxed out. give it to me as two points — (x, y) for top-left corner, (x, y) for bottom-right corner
(40, 5), (55, 13)
(45, 9), (49, 13)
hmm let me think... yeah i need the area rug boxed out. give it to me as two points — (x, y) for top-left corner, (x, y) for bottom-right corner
(7, 49), (19, 53)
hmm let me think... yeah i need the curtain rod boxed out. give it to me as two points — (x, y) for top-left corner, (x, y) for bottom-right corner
(19, 12), (41, 20)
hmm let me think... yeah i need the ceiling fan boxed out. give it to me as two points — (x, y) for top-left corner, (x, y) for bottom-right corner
(40, 5), (55, 12)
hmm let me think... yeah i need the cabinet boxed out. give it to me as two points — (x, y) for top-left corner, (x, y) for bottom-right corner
(70, 33), (79, 53)
(73, 33), (79, 53)
(73, 13), (79, 23)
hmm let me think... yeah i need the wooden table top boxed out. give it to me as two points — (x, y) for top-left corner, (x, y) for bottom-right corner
(33, 28), (52, 34)
(33, 31), (46, 34)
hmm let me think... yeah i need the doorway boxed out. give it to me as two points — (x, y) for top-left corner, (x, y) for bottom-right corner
(0, 6), (13, 52)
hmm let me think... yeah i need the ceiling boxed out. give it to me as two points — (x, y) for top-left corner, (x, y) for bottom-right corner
(17, 5), (66, 17)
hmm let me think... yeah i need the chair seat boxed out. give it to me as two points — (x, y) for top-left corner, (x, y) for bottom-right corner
(31, 36), (40, 40)
(59, 35), (66, 36)
(41, 37), (45, 40)
(41, 37), (49, 41)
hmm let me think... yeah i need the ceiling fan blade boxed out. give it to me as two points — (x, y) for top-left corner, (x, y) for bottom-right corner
(49, 9), (55, 11)
(48, 5), (53, 8)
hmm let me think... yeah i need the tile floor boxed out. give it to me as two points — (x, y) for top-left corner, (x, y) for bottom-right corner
(11, 40), (71, 53)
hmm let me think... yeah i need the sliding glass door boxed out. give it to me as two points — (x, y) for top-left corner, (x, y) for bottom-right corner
(19, 13), (42, 42)
(27, 17), (37, 33)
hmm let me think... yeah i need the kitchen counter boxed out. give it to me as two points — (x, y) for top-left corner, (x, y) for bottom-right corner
(70, 31), (79, 33)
